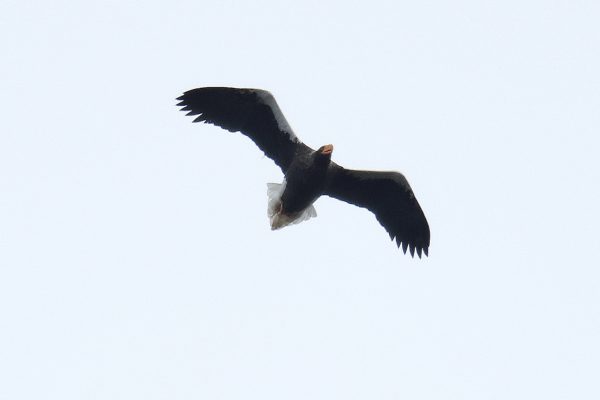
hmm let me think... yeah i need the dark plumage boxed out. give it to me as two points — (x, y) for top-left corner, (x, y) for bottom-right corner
(177, 87), (430, 257)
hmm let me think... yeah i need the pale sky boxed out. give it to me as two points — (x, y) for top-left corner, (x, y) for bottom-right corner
(1, 1), (599, 399)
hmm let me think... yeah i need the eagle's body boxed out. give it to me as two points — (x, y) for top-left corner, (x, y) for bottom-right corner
(280, 144), (332, 214)
(177, 87), (430, 257)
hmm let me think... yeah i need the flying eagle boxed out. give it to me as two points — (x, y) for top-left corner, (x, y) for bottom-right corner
(176, 87), (430, 257)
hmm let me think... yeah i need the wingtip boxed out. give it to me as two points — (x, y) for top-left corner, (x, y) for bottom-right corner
(391, 236), (429, 259)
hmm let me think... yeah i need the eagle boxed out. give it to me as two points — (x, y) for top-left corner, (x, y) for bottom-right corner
(176, 87), (430, 257)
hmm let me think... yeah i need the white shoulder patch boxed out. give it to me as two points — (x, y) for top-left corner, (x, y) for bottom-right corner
(255, 91), (299, 142)
(267, 181), (317, 230)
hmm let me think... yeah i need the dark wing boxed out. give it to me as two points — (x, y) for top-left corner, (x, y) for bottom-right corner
(176, 87), (303, 172)
(325, 165), (430, 257)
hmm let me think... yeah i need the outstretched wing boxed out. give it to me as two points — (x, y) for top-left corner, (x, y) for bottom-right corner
(176, 87), (302, 172)
(325, 165), (430, 257)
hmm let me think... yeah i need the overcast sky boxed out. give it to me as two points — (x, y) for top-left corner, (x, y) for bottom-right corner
(1, 1), (599, 399)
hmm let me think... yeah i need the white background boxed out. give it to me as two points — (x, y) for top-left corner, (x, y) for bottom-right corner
(1, 1), (599, 399)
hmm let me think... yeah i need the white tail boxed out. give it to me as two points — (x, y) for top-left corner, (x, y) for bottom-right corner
(267, 181), (317, 230)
